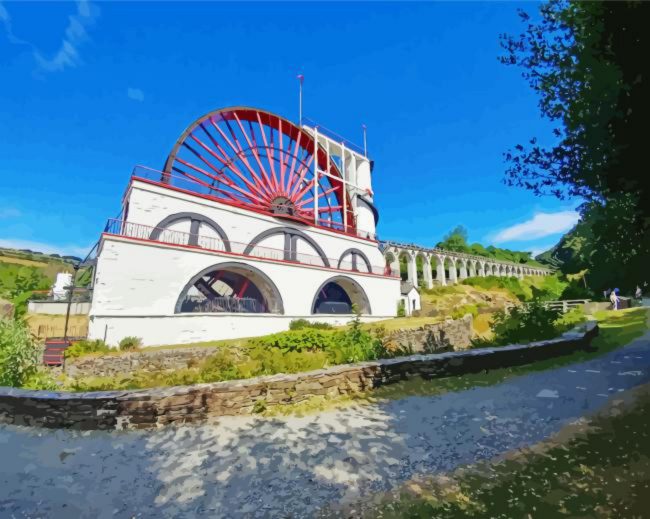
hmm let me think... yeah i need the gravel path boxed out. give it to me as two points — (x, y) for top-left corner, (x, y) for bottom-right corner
(1, 331), (649, 519)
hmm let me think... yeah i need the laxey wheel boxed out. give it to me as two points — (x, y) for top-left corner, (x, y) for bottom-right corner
(162, 107), (355, 232)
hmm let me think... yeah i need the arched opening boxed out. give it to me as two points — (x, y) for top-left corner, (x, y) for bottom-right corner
(338, 248), (372, 273)
(175, 262), (284, 314)
(150, 212), (231, 252)
(312, 276), (371, 314)
(398, 251), (412, 282)
(445, 257), (457, 284)
(384, 251), (398, 277)
(415, 252), (429, 287)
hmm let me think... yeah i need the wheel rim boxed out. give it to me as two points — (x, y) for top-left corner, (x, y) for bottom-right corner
(163, 107), (354, 232)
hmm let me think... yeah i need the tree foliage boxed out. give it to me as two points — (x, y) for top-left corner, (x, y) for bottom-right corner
(502, 1), (650, 292)
(436, 226), (542, 265)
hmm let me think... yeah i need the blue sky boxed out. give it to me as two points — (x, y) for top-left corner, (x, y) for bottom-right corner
(0, 1), (579, 258)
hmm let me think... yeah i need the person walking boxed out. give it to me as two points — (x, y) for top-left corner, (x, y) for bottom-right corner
(610, 288), (620, 310)
(636, 285), (643, 300)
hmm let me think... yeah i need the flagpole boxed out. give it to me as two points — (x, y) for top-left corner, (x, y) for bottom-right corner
(297, 74), (304, 125)
(362, 124), (367, 157)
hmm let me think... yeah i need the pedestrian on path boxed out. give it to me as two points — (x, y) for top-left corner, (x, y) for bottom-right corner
(610, 288), (620, 310)
(636, 285), (643, 300)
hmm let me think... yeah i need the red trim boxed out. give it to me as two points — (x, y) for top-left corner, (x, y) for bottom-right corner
(129, 175), (378, 244)
(102, 232), (399, 280)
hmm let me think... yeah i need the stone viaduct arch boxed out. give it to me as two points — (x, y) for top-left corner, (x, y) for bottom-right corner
(380, 241), (552, 287)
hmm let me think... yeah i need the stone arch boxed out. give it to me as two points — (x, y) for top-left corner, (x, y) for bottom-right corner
(311, 275), (372, 315)
(175, 261), (284, 314)
(445, 256), (458, 284)
(244, 226), (330, 267)
(415, 251), (432, 288)
(337, 248), (372, 273)
(384, 249), (400, 277)
(398, 250), (417, 285)
(150, 212), (231, 252)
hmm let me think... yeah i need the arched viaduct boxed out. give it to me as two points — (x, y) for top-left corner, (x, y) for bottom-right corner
(381, 241), (553, 288)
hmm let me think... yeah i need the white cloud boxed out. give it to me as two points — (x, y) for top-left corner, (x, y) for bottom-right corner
(493, 210), (580, 243)
(33, 1), (99, 73)
(0, 207), (21, 219)
(529, 243), (556, 258)
(0, 238), (92, 258)
(127, 87), (145, 102)
(0, 1), (27, 45)
(0, 1), (99, 74)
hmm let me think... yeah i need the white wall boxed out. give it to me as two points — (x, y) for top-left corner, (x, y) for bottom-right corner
(125, 180), (385, 268)
(27, 301), (91, 315)
(89, 313), (391, 347)
(90, 236), (400, 346)
(400, 289), (421, 316)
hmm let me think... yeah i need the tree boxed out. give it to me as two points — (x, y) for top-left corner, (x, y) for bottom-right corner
(501, 1), (650, 292)
(437, 225), (470, 252)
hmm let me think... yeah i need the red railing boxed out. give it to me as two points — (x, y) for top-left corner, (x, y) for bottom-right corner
(103, 219), (398, 278)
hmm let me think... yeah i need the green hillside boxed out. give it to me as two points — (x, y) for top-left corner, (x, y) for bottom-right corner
(0, 248), (85, 317)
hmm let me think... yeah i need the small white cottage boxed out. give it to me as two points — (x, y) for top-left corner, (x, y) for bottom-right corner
(400, 281), (421, 316)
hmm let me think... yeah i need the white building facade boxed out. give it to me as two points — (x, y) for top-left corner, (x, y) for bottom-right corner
(88, 107), (401, 346)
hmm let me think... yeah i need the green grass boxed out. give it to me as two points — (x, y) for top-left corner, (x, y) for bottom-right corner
(359, 308), (648, 403)
(364, 383), (650, 518)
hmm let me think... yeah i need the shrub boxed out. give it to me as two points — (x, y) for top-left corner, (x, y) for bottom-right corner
(249, 328), (338, 353)
(21, 368), (59, 390)
(253, 399), (267, 414)
(289, 319), (333, 331)
(198, 349), (243, 382)
(247, 345), (329, 375)
(65, 339), (111, 359)
(119, 336), (142, 351)
(474, 302), (563, 348)
(0, 318), (41, 387)
(326, 312), (384, 364)
(397, 300), (406, 317)
(450, 304), (479, 320)
(554, 306), (587, 332)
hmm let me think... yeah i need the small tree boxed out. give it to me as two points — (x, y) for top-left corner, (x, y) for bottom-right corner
(0, 318), (41, 387)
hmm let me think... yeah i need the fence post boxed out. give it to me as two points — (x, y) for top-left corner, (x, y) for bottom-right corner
(563, 301), (568, 313)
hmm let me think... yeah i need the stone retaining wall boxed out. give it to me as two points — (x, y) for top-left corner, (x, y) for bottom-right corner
(65, 315), (474, 378)
(65, 346), (223, 378)
(0, 322), (598, 430)
(386, 314), (473, 352)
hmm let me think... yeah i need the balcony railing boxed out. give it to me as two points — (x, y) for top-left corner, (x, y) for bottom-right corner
(129, 166), (377, 241)
(103, 219), (398, 278)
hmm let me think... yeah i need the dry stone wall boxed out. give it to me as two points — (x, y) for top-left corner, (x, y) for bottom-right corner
(0, 322), (598, 430)
(66, 315), (474, 379)
(386, 314), (473, 352)
(65, 346), (223, 378)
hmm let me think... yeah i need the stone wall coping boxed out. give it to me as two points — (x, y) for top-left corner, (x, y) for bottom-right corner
(0, 321), (597, 403)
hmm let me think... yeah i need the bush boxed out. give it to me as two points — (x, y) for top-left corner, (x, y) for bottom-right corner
(397, 300), (406, 317)
(65, 339), (110, 359)
(450, 304), (480, 320)
(119, 336), (142, 351)
(326, 312), (384, 364)
(21, 368), (59, 390)
(474, 302), (563, 348)
(249, 328), (338, 353)
(0, 318), (41, 387)
(288, 319), (333, 331)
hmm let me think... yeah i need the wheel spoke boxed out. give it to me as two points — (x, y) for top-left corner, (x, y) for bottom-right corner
(164, 108), (354, 233)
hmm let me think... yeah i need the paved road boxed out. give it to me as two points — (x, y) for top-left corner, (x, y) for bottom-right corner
(1, 331), (650, 519)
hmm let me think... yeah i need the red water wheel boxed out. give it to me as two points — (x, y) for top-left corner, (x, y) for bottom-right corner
(163, 107), (354, 232)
